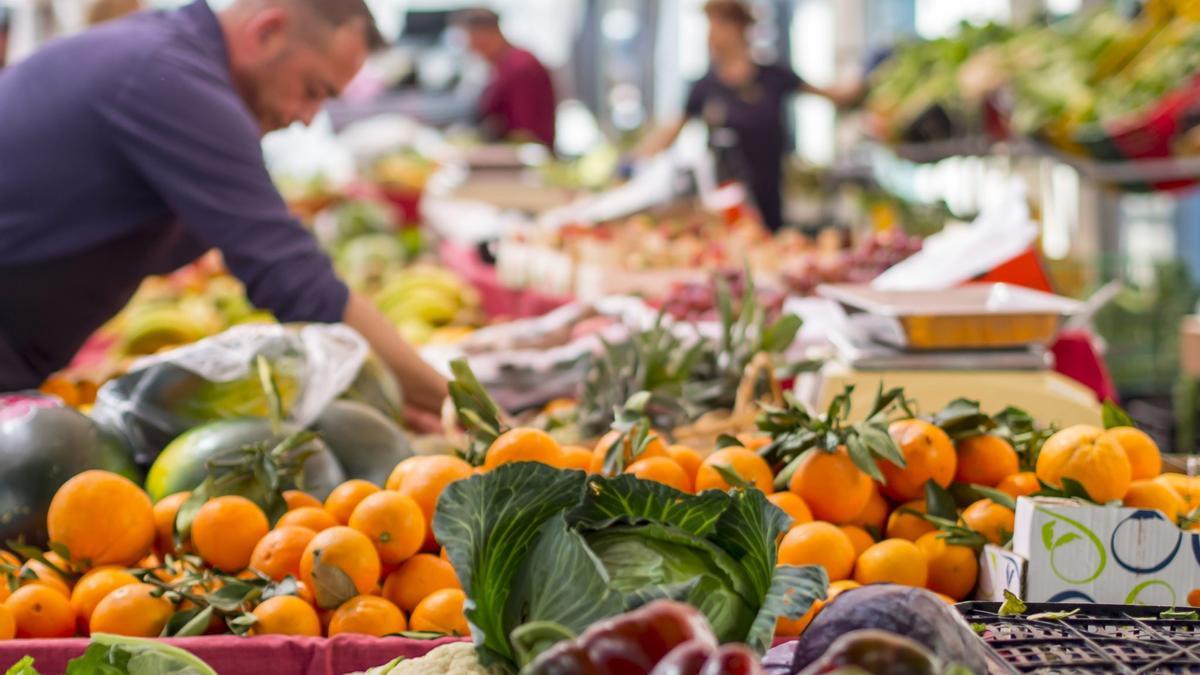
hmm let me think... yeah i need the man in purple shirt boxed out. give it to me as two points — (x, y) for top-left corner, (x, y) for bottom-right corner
(0, 0), (448, 428)
(456, 8), (556, 148)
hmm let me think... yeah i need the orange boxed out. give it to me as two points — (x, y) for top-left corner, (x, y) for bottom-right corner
(789, 448), (872, 524)
(294, 580), (316, 606)
(589, 430), (670, 475)
(19, 560), (70, 598)
(561, 446), (594, 472)
(849, 483), (889, 533)
(277, 506), (339, 533)
(1189, 588), (1200, 607)
(484, 428), (565, 470)
(767, 492), (813, 527)
(0, 604), (13, 641)
(410, 588), (469, 635)
(881, 420), (956, 502)
(667, 446), (704, 481)
(934, 593), (957, 605)
(439, 548), (450, 562)
(625, 457), (693, 492)
(328, 595), (406, 637)
(886, 500), (935, 541)
(348, 491), (426, 565)
(854, 539), (928, 588)
(1036, 425), (1131, 503)
(955, 436), (1019, 488)
(778, 522), (856, 582)
(47, 470), (155, 568)
(284, 490), (323, 511)
(153, 491), (191, 554)
(961, 499), (1015, 546)
(695, 447), (774, 494)
(997, 472), (1040, 500)
(827, 580), (861, 600)
(300, 527), (381, 598)
(916, 532), (979, 601)
(89, 583), (174, 637)
(387, 455), (475, 548)
(250, 526), (318, 581)
(775, 599), (823, 637)
(251, 595), (321, 636)
(1105, 427), (1161, 481)
(381, 553), (460, 613)
(1124, 480), (1186, 522)
(839, 525), (875, 558)
(1155, 474), (1200, 511)
(191, 496), (269, 572)
(70, 567), (139, 630)
(5, 585), (74, 638)
(324, 480), (382, 526)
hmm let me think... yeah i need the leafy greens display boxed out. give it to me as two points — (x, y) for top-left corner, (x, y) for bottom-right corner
(433, 463), (828, 673)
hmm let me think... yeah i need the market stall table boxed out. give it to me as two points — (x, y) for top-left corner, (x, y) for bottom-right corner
(0, 635), (466, 675)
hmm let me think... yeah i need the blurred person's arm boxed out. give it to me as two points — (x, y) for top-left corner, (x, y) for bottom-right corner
(802, 79), (867, 109)
(343, 293), (448, 432)
(633, 117), (687, 158)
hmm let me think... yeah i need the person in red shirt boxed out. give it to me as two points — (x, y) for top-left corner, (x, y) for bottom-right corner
(455, 8), (556, 148)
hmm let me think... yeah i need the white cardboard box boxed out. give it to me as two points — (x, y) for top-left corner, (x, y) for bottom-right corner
(978, 496), (1200, 605)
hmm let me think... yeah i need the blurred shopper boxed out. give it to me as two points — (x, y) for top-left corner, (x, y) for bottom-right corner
(87, 0), (142, 26)
(640, 0), (861, 231)
(0, 7), (9, 69)
(0, 0), (449, 428)
(455, 7), (556, 148)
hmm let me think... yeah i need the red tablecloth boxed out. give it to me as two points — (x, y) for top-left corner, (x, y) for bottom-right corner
(437, 241), (571, 320)
(0, 635), (466, 675)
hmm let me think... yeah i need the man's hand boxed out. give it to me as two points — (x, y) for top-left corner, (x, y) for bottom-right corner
(404, 403), (445, 435)
(342, 292), (449, 418)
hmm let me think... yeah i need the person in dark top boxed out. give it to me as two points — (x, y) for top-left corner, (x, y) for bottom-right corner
(455, 8), (557, 148)
(640, 0), (861, 231)
(0, 0), (448, 429)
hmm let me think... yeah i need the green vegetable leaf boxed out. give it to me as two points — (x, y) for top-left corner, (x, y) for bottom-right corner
(510, 622), (577, 669)
(859, 425), (906, 469)
(68, 635), (217, 675)
(925, 480), (959, 522)
(971, 623), (988, 635)
(999, 590), (1027, 617)
(1027, 608), (1081, 621)
(4, 657), (40, 675)
(1102, 400), (1135, 430)
(746, 564), (828, 653)
(569, 474), (727, 537)
(434, 463), (587, 666)
(505, 514), (623, 665)
(712, 487), (792, 612)
(1161, 608), (1200, 620)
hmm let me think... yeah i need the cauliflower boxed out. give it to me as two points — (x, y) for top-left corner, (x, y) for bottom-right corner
(350, 643), (496, 675)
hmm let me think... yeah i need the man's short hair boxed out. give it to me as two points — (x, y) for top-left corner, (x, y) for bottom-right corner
(452, 7), (501, 30)
(703, 0), (755, 27)
(290, 0), (387, 50)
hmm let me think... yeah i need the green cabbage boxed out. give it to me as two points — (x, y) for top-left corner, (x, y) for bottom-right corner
(433, 463), (828, 672)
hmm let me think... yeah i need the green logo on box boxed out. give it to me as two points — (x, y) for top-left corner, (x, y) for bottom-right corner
(1037, 507), (1106, 584)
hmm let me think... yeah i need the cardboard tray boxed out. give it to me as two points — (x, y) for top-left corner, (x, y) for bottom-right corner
(818, 283), (1081, 351)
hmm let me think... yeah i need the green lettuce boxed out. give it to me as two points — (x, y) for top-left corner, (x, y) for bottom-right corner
(64, 635), (217, 675)
(433, 463), (828, 672)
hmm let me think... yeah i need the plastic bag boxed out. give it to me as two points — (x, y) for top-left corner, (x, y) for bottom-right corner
(92, 323), (370, 466)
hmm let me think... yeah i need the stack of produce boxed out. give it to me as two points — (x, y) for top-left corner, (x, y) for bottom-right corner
(0, 455), (469, 642)
(868, 5), (1200, 164)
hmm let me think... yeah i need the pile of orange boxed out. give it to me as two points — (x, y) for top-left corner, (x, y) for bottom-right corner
(1, 461), (471, 641)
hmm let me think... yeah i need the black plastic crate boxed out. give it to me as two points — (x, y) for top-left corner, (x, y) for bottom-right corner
(959, 602), (1200, 674)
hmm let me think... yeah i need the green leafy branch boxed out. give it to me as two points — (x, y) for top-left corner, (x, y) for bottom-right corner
(758, 384), (909, 491)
